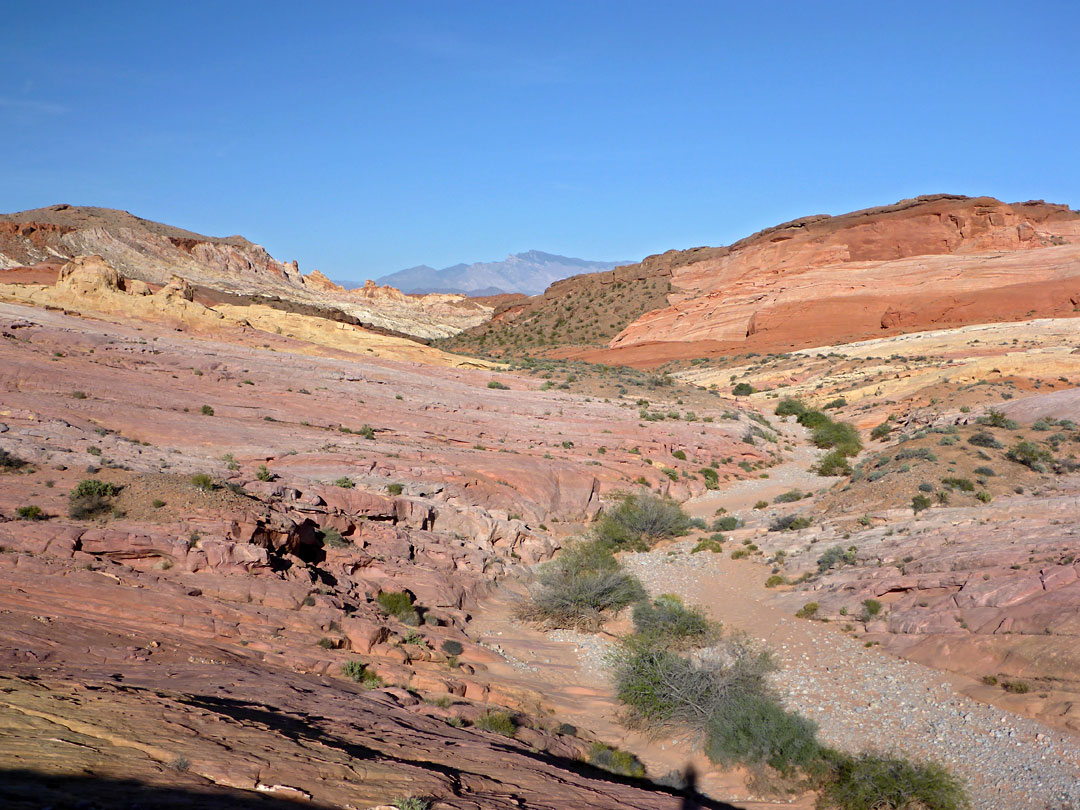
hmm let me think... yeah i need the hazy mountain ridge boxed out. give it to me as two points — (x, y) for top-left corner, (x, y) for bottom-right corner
(376, 249), (630, 295)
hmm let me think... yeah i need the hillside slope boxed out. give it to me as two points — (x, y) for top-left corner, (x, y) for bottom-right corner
(0, 205), (492, 339)
(447, 195), (1080, 365)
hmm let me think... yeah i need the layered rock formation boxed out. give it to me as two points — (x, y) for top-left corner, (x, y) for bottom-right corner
(605, 195), (1080, 361)
(0, 205), (493, 339)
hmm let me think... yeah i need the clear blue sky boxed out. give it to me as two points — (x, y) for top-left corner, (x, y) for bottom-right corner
(2, 1), (1077, 284)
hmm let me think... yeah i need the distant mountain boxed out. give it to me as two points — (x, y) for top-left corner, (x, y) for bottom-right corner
(376, 250), (630, 296)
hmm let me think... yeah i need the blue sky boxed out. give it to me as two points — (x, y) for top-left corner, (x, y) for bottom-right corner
(2, 1), (1077, 284)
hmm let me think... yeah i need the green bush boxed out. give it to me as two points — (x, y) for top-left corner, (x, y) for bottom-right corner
(823, 397), (847, 410)
(68, 479), (118, 519)
(17, 505), (45, 520)
(487, 380), (509, 390)
(387, 483), (404, 496)
(770, 514), (811, 532)
(672, 449), (687, 460)
(940, 477), (974, 492)
(967, 431), (1002, 449)
(255, 465), (272, 481)
(978, 409), (1018, 430)
(699, 467), (719, 489)
(190, 473), (214, 491)
(341, 660), (382, 688)
(896, 447), (936, 462)
(594, 493), (692, 550)
(816, 752), (968, 810)
(522, 540), (645, 629)
(587, 742), (645, 777)
(320, 527), (349, 549)
(817, 545), (856, 573)
(377, 590), (421, 626)
(775, 397), (806, 417)
(333, 476), (355, 488)
(973, 466), (996, 477)
(817, 450), (853, 476)
(712, 515), (741, 531)
(392, 798), (429, 810)
(795, 602), (819, 619)
(861, 599), (882, 620)
(912, 494), (932, 513)
(705, 691), (821, 775)
(0, 449), (28, 470)
(811, 420), (862, 456)
(1005, 441), (1052, 472)
(440, 639), (464, 656)
(774, 489), (804, 504)
(200, 404), (214, 416)
(733, 382), (755, 396)
(798, 410), (831, 429)
(359, 424), (376, 440)
(870, 421), (892, 441)
(631, 594), (718, 650)
(475, 710), (516, 736)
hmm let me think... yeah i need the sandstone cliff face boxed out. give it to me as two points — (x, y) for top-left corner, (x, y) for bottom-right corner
(605, 196), (1080, 358)
(0, 205), (493, 339)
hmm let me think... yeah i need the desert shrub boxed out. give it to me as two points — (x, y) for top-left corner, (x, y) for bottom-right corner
(973, 466), (996, 477)
(939, 435), (958, 446)
(17, 505), (45, 520)
(967, 431), (1002, 448)
(817, 450), (852, 476)
(764, 575), (786, 588)
(486, 380), (509, 390)
(860, 599), (882, 620)
(200, 404), (214, 416)
(333, 476), (355, 488)
(68, 479), (118, 519)
(594, 493), (692, 550)
(732, 383), (755, 396)
(823, 397), (847, 410)
(359, 424), (376, 440)
(775, 397), (806, 417)
(797, 409), (832, 430)
(691, 537), (724, 554)
(770, 514), (811, 532)
(705, 691), (821, 774)
(387, 483), (404, 496)
(440, 639), (464, 656)
(1005, 441), (1052, 472)
(672, 449), (687, 460)
(475, 710), (516, 736)
(587, 742), (645, 777)
(816, 752), (968, 810)
(940, 477), (974, 492)
(817, 545), (856, 573)
(320, 527), (349, 548)
(773, 489), (804, 504)
(1002, 680), (1030, 694)
(811, 421), (862, 456)
(377, 590), (421, 626)
(72, 479), (117, 499)
(978, 409), (1018, 430)
(392, 798), (429, 810)
(699, 467), (719, 489)
(895, 447), (936, 462)
(870, 421), (893, 441)
(341, 660), (382, 688)
(190, 473), (214, 491)
(522, 540), (644, 629)
(255, 465), (272, 481)
(912, 494), (932, 513)
(632, 594), (718, 650)
(613, 637), (772, 730)
(712, 515), (741, 532)
(795, 602), (819, 619)
(918, 482), (933, 492)
(754, 500), (769, 510)
(976, 490), (991, 503)
(0, 449), (28, 470)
